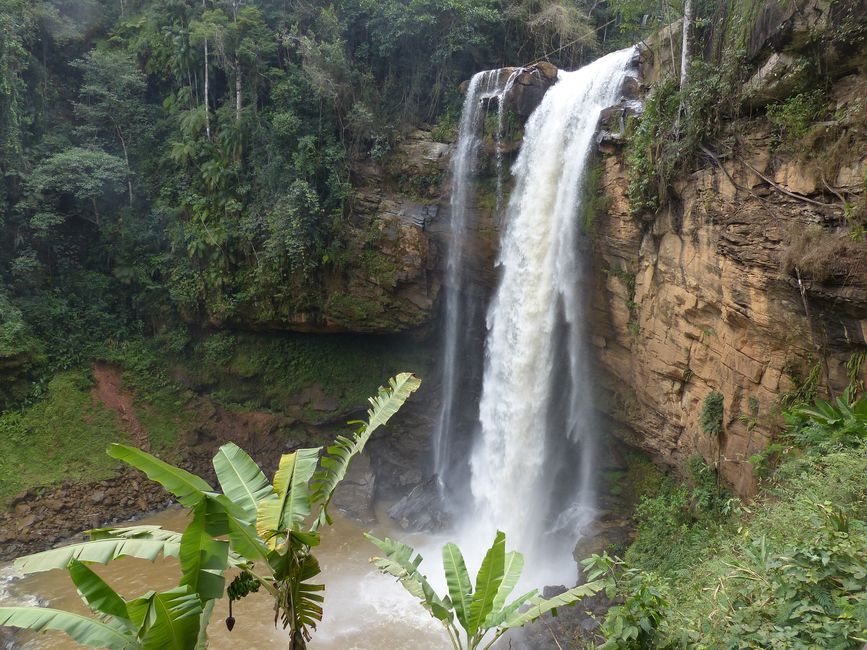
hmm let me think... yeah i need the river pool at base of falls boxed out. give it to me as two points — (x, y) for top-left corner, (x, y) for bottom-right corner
(1, 507), (461, 650)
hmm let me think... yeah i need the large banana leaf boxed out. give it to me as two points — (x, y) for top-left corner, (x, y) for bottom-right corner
(311, 373), (421, 527)
(365, 373), (423, 432)
(87, 525), (182, 540)
(14, 530), (182, 574)
(67, 559), (131, 622)
(483, 551), (524, 628)
(467, 531), (505, 636)
(499, 580), (605, 630)
(126, 587), (202, 650)
(178, 500), (230, 601)
(0, 607), (137, 648)
(193, 600), (215, 650)
(365, 534), (453, 623)
(212, 442), (273, 522)
(256, 447), (320, 545)
(442, 542), (473, 630)
(225, 515), (271, 564)
(107, 444), (212, 507)
(483, 587), (538, 630)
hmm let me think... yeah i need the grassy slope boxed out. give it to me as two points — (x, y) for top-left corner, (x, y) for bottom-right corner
(0, 371), (131, 503)
(613, 442), (867, 648)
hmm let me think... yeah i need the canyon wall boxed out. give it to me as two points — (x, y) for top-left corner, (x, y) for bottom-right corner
(589, 3), (867, 495)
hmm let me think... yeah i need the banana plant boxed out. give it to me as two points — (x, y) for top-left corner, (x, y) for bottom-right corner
(787, 387), (867, 446)
(0, 558), (205, 649)
(366, 530), (604, 650)
(1, 373), (421, 650)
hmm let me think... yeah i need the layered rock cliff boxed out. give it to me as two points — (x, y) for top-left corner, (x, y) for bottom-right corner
(589, 2), (867, 495)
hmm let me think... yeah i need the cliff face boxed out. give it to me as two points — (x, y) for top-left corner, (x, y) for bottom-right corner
(589, 5), (867, 495)
(317, 131), (447, 333)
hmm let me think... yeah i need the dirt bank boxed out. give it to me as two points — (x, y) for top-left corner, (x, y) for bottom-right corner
(0, 364), (320, 560)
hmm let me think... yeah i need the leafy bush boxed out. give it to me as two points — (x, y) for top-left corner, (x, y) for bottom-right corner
(625, 77), (680, 215)
(766, 90), (828, 147)
(625, 55), (746, 216)
(784, 389), (867, 449)
(582, 553), (669, 649)
(699, 391), (724, 437)
(716, 505), (867, 649)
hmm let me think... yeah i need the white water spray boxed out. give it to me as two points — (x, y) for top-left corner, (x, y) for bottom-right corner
(465, 47), (637, 581)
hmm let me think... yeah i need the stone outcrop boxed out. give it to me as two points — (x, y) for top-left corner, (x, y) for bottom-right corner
(318, 130), (446, 333)
(503, 62), (559, 118)
(589, 78), (867, 497)
(210, 130), (446, 335)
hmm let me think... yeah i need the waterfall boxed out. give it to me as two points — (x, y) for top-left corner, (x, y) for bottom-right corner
(464, 47), (637, 580)
(432, 68), (518, 491)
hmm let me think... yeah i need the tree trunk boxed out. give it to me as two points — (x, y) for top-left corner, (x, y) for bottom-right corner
(680, 0), (695, 92)
(204, 38), (211, 139)
(203, 0), (211, 140)
(235, 56), (242, 121)
(111, 117), (133, 207)
(662, 0), (677, 82)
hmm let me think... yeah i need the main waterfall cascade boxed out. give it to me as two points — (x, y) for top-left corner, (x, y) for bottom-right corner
(437, 47), (638, 583)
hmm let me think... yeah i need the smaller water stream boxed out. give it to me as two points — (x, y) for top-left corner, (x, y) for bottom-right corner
(0, 508), (450, 649)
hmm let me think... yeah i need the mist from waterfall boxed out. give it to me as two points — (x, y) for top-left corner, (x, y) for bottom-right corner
(459, 47), (637, 582)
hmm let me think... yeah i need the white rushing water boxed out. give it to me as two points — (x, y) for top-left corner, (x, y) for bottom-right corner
(464, 47), (637, 583)
(432, 67), (520, 490)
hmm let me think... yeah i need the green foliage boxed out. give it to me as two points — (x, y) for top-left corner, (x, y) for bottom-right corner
(582, 553), (669, 649)
(13, 272), (137, 371)
(25, 147), (128, 223)
(624, 27), (748, 216)
(615, 386), (867, 648)
(749, 442), (788, 479)
(0, 290), (44, 407)
(625, 78), (680, 215)
(766, 90), (829, 148)
(780, 358), (822, 408)
(784, 389), (867, 449)
(4, 373), (422, 649)
(624, 457), (731, 578)
(716, 507), (867, 649)
(367, 530), (604, 650)
(846, 349), (866, 396)
(699, 391), (724, 437)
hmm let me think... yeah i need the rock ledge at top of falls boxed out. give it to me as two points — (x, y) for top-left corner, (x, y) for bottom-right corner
(459, 62), (559, 119)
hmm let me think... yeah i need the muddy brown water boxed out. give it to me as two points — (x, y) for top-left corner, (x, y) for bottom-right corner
(0, 508), (452, 649)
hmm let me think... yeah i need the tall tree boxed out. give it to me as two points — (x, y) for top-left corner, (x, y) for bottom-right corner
(73, 50), (148, 207)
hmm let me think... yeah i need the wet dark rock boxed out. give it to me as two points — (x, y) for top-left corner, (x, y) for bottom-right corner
(387, 475), (450, 531)
(506, 62), (559, 118)
(597, 100), (644, 150)
(331, 453), (377, 525)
